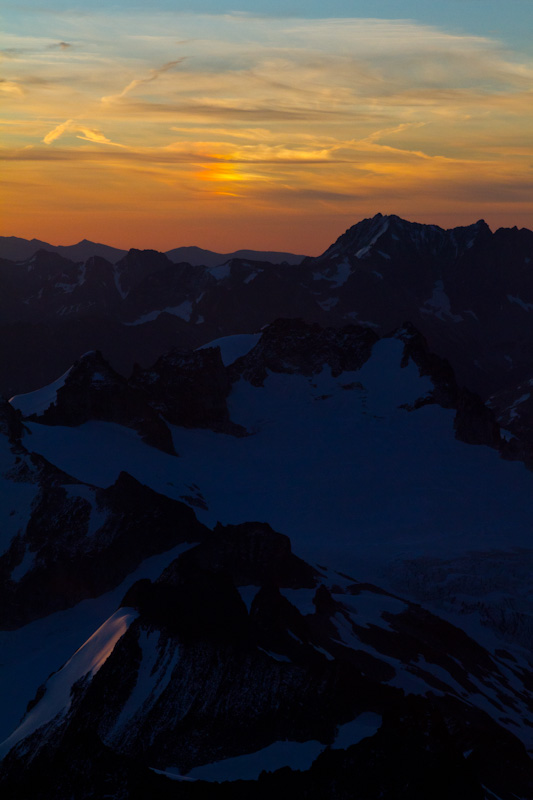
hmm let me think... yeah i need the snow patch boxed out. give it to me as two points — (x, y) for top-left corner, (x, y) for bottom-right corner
(10, 548), (35, 582)
(314, 259), (352, 288)
(333, 712), (382, 749)
(258, 647), (291, 663)
(509, 393), (530, 421)
(208, 263), (231, 281)
(318, 297), (339, 311)
(10, 366), (72, 417)
(280, 588), (317, 616)
(113, 267), (128, 299)
(507, 295), (533, 312)
(186, 739), (325, 782)
(500, 429), (515, 442)
(125, 300), (193, 326)
(421, 281), (463, 323)
(109, 629), (179, 738)
(63, 485), (108, 536)
(197, 333), (261, 366)
(238, 585), (260, 612)
(338, 591), (408, 631)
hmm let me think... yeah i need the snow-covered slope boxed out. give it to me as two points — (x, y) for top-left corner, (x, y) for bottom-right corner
(20, 333), (532, 570)
(15, 325), (533, 653)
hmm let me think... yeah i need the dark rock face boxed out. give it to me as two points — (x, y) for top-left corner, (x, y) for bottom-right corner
(230, 318), (378, 386)
(489, 379), (533, 442)
(0, 471), (208, 628)
(159, 521), (318, 589)
(33, 350), (175, 454)
(113, 249), (176, 299)
(0, 397), (24, 443)
(2, 524), (532, 799)
(395, 323), (503, 450)
(131, 347), (242, 433)
(453, 388), (502, 448)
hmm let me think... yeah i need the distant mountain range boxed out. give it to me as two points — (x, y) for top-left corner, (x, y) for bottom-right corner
(0, 236), (306, 267)
(1, 214), (532, 411)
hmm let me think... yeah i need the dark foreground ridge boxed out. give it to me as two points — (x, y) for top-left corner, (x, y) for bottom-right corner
(1, 522), (532, 799)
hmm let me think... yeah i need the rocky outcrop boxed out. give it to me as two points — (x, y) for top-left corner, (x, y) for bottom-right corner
(162, 521), (318, 589)
(395, 323), (503, 450)
(131, 347), (244, 434)
(0, 472), (207, 628)
(230, 318), (378, 386)
(0, 397), (24, 444)
(33, 351), (175, 454)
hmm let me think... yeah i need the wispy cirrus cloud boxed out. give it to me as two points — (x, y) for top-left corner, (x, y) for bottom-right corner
(0, 79), (24, 96)
(43, 119), (126, 147)
(101, 58), (186, 105)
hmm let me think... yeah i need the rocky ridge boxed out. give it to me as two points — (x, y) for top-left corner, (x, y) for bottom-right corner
(1, 523), (531, 799)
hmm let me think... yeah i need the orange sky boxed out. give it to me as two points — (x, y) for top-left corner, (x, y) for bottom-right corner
(2, 13), (532, 254)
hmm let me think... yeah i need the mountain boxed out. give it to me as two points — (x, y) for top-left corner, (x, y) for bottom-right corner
(1, 217), (533, 797)
(0, 237), (306, 268)
(1, 319), (533, 797)
(165, 245), (306, 266)
(0, 215), (532, 403)
(0, 236), (128, 264)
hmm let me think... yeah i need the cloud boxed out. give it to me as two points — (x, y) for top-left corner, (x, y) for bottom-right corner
(42, 119), (75, 144)
(101, 58), (186, 105)
(42, 119), (126, 147)
(0, 79), (24, 96)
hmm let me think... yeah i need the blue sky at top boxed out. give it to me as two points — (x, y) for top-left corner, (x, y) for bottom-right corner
(5, 0), (532, 52)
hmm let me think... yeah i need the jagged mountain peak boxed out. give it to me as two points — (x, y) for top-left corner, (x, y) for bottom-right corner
(316, 213), (492, 264)
(11, 349), (176, 454)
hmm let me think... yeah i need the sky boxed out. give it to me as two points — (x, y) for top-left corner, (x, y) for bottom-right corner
(1, 0), (533, 254)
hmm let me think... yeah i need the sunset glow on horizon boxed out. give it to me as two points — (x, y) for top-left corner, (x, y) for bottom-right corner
(2, 3), (533, 254)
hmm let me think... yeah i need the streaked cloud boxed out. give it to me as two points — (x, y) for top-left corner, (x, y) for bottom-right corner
(43, 119), (126, 147)
(101, 58), (186, 105)
(0, 79), (24, 96)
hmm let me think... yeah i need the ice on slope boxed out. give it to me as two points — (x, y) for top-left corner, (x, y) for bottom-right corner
(197, 333), (261, 366)
(10, 366), (72, 417)
(0, 608), (138, 758)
